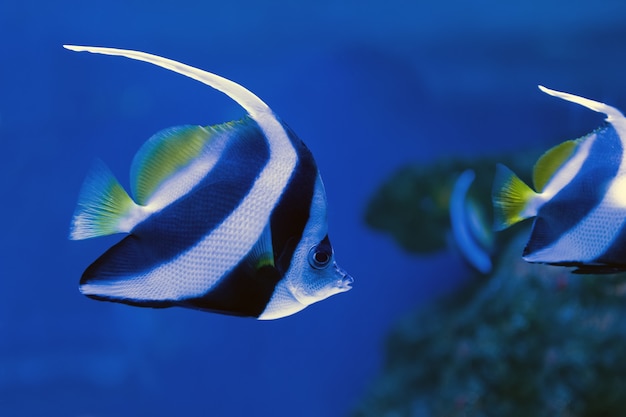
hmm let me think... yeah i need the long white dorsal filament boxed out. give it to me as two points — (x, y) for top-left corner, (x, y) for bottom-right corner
(63, 45), (273, 122)
(539, 85), (625, 123)
(63, 45), (295, 182)
(539, 84), (626, 147)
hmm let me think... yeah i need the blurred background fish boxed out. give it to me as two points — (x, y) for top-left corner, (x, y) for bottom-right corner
(449, 169), (494, 274)
(493, 86), (626, 273)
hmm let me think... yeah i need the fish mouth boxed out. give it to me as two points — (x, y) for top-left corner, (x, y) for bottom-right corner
(341, 274), (354, 290)
(335, 264), (354, 291)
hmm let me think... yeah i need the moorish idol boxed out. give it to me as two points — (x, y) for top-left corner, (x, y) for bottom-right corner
(66, 45), (353, 318)
(493, 85), (626, 273)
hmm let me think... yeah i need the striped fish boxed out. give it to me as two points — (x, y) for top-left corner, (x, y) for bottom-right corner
(66, 45), (353, 319)
(493, 85), (626, 273)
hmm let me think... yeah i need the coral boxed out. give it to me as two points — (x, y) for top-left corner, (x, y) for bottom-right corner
(352, 231), (626, 417)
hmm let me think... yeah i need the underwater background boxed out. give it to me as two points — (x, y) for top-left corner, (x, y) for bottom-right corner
(3, 0), (626, 416)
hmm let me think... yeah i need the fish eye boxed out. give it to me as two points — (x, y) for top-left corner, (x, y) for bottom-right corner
(308, 245), (332, 269)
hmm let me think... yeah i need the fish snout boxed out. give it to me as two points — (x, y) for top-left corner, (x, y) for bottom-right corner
(335, 263), (353, 291)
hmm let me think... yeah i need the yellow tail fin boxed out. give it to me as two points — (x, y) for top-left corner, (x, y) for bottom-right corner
(492, 164), (537, 231)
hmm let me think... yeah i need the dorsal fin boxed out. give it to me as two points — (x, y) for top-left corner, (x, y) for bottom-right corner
(130, 125), (212, 205)
(129, 117), (258, 207)
(532, 138), (582, 192)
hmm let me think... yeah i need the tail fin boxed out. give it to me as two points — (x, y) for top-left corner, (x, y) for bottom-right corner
(69, 160), (142, 240)
(492, 164), (537, 231)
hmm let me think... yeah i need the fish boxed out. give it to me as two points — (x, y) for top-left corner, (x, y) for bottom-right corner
(65, 45), (353, 319)
(492, 85), (626, 273)
(449, 169), (493, 274)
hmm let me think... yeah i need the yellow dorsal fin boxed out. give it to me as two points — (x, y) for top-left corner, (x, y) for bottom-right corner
(130, 125), (212, 205)
(129, 118), (256, 206)
(532, 138), (582, 192)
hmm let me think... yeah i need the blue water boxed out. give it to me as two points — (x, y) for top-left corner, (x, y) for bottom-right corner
(2, 1), (626, 416)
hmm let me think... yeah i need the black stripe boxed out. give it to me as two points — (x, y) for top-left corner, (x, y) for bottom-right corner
(524, 125), (623, 257)
(81, 117), (270, 285)
(270, 122), (318, 275)
(181, 263), (283, 317)
(180, 121), (319, 317)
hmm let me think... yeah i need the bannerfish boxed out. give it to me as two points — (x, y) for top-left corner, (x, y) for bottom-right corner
(449, 169), (493, 274)
(66, 45), (353, 319)
(492, 85), (626, 273)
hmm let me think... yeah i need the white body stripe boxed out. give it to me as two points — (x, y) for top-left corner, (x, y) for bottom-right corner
(259, 176), (328, 320)
(524, 184), (626, 263)
(522, 133), (595, 220)
(71, 46), (298, 300)
(526, 151), (626, 263)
